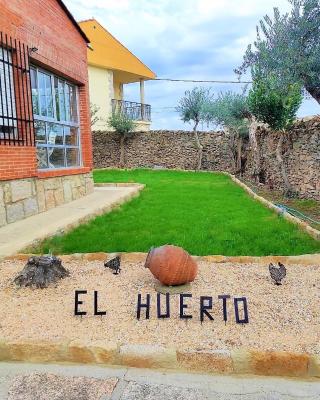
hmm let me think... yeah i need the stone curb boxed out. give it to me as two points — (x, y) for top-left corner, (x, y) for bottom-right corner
(5, 251), (320, 265)
(95, 183), (143, 188)
(226, 174), (320, 241)
(0, 340), (319, 378)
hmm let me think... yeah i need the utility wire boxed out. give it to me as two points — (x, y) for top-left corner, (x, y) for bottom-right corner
(154, 78), (252, 84)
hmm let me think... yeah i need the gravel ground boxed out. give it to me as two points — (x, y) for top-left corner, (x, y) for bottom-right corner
(0, 259), (319, 354)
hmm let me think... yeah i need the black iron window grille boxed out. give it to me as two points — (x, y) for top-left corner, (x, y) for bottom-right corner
(0, 32), (34, 146)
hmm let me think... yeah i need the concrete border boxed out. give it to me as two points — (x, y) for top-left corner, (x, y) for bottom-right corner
(0, 340), (318, 379)
(6, 251), (320, 265)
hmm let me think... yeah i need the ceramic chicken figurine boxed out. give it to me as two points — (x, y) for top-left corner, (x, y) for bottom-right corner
(104, 256), (121, 274)
(269, 262), (286, 285)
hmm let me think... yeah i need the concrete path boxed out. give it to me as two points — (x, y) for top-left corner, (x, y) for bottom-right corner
(0, 186), (141, 258)
(0, 362), (319, 399)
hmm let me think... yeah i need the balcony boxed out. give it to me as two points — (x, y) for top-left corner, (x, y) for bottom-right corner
(111, 99), (151, 122)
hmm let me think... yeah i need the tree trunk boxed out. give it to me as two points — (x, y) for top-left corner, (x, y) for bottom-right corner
(248, 118), (261, 182)
(14, 256), (69, 289)
(304, 83), (320, 104)
(119, 134), (125, 168)
(193, 121), (203, 170)
(275, 132), (293, 196)
(235, 134), (243, 175)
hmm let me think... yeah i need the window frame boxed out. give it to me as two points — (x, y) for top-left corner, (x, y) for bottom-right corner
(31, 65), (82, 170)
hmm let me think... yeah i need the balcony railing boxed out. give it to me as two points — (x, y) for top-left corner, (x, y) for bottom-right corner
(111, 99), (151, 122)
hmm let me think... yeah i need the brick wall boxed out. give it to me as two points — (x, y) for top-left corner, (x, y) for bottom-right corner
(0, 147), (37, 181)
(0, 0), (92, 180)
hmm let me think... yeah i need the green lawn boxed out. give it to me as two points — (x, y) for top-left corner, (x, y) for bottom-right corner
(35, 169), (320, 256)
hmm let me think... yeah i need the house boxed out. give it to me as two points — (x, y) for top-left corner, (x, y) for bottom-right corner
(79, 19), (156, 131)
(0, 0), (94, 226)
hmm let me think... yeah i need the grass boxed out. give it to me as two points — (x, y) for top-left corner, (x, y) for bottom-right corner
(251, 184), (320, 230)
(35, 169), (320, 256)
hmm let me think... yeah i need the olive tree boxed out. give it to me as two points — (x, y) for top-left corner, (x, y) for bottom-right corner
(108, 111), (134, 168)
(176, 87), (213, 170)
(236, 0), (320, 103)
(205, 91), (250, 175)
(90, 103), (100, 128)
(248, 74), (303, 195)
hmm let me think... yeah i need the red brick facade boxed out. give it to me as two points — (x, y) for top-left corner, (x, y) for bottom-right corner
(0, 0), (93, 180)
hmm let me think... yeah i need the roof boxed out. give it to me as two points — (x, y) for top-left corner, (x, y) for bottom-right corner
(56, 0), (90, 44)
(78, 19), (156, 81)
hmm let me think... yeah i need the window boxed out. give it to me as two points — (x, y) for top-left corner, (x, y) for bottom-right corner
(0, 47), (17, 139)
(31, 66), (81, 169)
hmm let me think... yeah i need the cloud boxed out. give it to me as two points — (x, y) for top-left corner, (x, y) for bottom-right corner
(65, 0), (318, 129)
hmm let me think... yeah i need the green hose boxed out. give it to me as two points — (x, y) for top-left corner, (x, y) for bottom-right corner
(275, 203), (320, 225)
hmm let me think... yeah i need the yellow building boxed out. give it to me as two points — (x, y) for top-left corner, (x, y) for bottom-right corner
(79, 19), (156, 131)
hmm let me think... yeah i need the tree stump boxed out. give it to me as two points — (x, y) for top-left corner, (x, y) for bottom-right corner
(14, 256), (69, 289)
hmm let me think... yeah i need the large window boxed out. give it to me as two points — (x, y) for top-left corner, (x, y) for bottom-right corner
(0, 47), (17, 139)
(31, 66), (81, 169)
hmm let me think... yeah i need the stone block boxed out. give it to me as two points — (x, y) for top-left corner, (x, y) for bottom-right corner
(231, 349), (252, 374)
(11, 180), (32, 202)
(86, 178), (95, 194)
(250, 350), (309, 377)
(23, 197), (39, 217)
(83, 252), (108, 261)
(3, 184), (11, 204)
(73, 175), (82, 187)
(67, 340), (96, 364)
(63, 180), (73, 203)
(309, 355), (320, 377)
(45, 190), (56, 209)
(6, 202), (24, 223)
(89, 340), (118, 364)
(72, 187), (81, 200)
(6, 340), (66, 363)
(44, 178), (60, 190)
(36, 180), (46, 213)
(54, 187), (65, 206)
(119, 344), (177, 369)
(177, 349), (233, 373)
(0, 204), (7, 227)
(121, 252), (147, 263)
(0, 185), (4, 205)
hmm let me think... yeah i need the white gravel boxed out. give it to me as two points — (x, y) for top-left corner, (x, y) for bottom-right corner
(0, 259), (319, 354)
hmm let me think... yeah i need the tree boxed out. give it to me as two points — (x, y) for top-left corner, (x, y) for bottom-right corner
(248, 74), (303, 195)
(176, 87), (213, 170)
(108, 112), (134, 168)
(205, 91), (250, 175)
(235, 0), (320, 103)
(90, 103), (100, 128)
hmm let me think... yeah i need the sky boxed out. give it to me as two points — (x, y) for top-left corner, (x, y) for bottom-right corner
(65, 0), (319, 130)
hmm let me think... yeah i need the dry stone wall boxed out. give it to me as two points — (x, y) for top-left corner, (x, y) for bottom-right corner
(93, 117), (320, 201)
(244, 118), (320, 200)
(93, 130), (234, 172)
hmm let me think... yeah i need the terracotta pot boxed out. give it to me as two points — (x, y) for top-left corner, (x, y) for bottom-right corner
(145, 245), (198, 286)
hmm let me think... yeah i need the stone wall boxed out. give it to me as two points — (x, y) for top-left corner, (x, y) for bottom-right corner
(93, 117), (320, 200)
(0, 173), (94, 227)
(244, 118), (320, 199)
(93, 130), (234, 171)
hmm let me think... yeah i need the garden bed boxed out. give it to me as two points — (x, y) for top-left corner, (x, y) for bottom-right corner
(30, 169), (320, 256)
(0, 257), (319, 355)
